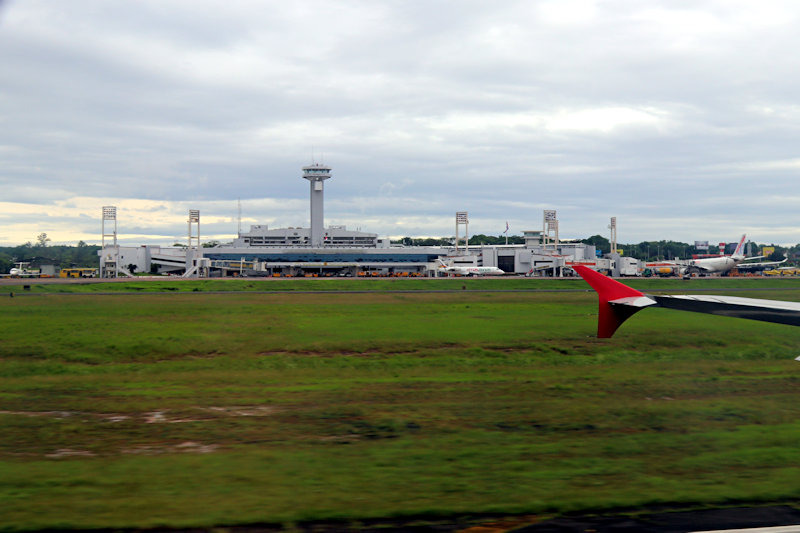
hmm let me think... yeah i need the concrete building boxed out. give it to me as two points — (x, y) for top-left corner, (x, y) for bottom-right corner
(101, 162), (638, 278)
(232, 225), (382, 248)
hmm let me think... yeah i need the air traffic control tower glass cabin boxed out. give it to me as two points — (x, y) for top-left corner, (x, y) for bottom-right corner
(302, 163), (332, 247)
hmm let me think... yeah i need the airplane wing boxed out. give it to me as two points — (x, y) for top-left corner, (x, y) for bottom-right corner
(685, 264), (712, 272)
(573, 265), (800, 338)
(735, 258), (787, 270)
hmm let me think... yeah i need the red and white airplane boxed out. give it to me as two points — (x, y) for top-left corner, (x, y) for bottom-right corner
(574, 265), (800, 341)
(683, 234), (784, 276)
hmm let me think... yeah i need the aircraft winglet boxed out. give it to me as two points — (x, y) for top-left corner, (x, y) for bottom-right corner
(574, 264), (800, 340)
(573, 265), (656, 338)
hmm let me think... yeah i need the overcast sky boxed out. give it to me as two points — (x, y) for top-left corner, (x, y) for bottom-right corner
(2, 0), (800, 247)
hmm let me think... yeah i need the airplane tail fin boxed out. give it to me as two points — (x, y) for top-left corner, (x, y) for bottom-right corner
(732, 234), (746, 258)
(573, 265), (655, 338)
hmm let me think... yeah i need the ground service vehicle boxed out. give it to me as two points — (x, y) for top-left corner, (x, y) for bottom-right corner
(59, 268), (97, 278)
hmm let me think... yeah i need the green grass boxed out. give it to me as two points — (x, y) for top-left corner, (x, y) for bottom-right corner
(9, 274), (800, 294)
(2, 280), (800, 530)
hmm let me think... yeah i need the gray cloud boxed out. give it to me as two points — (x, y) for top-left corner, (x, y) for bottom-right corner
(2, 0), (800, 246)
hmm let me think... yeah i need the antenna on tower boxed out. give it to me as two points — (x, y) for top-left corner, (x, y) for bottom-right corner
(237, 198), (242, 238)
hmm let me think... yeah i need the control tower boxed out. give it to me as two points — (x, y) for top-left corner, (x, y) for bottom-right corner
(302, 162), (332, 247)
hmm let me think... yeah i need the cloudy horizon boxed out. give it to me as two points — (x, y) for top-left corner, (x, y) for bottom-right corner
(2, 0), (800, 247)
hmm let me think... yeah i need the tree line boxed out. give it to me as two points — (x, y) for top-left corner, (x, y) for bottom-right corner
(580, 235), (796, 262)
(0, 239), (101, 273)
(392, 234), (798, 262)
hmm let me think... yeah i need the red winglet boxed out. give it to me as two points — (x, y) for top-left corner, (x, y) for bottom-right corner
(573, 265), (646, 338)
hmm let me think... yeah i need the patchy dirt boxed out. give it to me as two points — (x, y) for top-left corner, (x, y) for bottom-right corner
(45, 448), (96, 458)
(3, 405), (281, 458)
(202, 405), (279, 416)
(143, 410), (204, 423)
(256, 347), (430, 358)
(0, 410), (77, 418)
(122, 441), (219, 455)
(2, 405), (279, 425)
(101, 414), (131, 422)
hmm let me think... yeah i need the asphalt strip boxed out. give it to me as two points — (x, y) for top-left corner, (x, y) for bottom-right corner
(515, 506), (800, 533)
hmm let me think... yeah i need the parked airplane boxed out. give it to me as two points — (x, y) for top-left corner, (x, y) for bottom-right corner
(573, 264), (800, 339)
(683, 234), (784, 276)
(437, 260), (504, 276)
(8, 262), (39, 277)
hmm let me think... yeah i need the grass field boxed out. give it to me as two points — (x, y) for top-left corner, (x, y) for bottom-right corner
(9, 274), (800, 293)
(2, 278), (800, 530)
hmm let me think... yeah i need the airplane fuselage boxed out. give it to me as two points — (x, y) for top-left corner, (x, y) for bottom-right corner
(443, 266), (504, 276)
(9, 267), (38, 277)
(689, 256), (739, 274)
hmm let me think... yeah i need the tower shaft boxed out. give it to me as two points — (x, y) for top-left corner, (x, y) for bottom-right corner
(302, 163), (332, 247)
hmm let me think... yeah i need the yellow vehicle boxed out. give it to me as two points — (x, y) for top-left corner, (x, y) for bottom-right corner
(764, 268), (798, 277)
(59, 268), (98, 278)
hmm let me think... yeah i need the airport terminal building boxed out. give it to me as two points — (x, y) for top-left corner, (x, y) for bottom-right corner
(100, 164), (632, 278)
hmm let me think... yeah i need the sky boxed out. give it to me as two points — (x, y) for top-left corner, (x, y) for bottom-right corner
(2, 0), (800, 247)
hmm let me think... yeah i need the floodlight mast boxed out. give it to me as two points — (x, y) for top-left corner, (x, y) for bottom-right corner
(543, 210), (559, 251)
(188, 209), (200, 250)
(101, 206), (118, 278)
(455, 212), (469, 254)
(183, 209), (207, 278)
(609, 217), (617, 254)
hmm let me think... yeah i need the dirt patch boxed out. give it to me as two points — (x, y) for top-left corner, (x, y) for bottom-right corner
(2, 406), (278, 424)
(203, 405), (279, 416)
(45, 448), (96, 458)
(0, 410), (77, 418)
(122, 441), (219, 455)
(143, 410), (206, 423)
(101, 414), (131, 422)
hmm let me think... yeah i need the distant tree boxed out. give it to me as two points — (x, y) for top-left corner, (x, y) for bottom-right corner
(785, 244), (800, 263)
(36, 233), (51, 247)
(127, 263), (137, 274)
(202, 240), (220, 248)
(0, 252), (12, 274)
(0, 244), (100, 270)
(77, 240), (87, 247)
(581, 235), (610, 254)
(414, 237), (452, 246)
